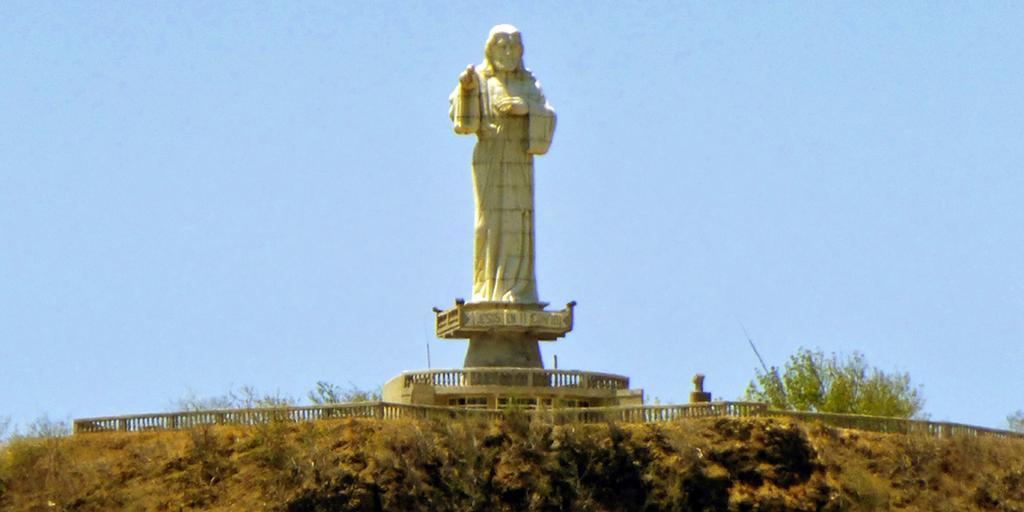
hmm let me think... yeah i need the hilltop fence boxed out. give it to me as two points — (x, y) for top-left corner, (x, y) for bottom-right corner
(73, 401), (1024, 440)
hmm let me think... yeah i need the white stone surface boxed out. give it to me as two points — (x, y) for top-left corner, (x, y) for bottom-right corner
(450, 24), (556, 303)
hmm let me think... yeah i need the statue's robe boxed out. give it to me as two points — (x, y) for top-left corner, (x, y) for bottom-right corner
(450, 68), (556, 303)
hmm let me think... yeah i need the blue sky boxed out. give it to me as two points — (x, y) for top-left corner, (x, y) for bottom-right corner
(2, 2), (1022, 432)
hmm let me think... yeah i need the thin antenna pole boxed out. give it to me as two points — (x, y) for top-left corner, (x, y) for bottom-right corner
(422, 321), (432, 369)
(739, 320), (770, 375)
(738, 319), (787, 405)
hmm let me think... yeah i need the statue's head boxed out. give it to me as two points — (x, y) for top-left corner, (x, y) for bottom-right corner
(483, 24), (528, 78)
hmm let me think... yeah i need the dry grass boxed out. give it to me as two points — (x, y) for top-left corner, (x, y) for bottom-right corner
(1, 416), (1022, 511)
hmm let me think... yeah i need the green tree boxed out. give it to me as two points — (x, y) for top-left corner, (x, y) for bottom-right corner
(745, 347), (924, 418)
(1009, 410), (1024, 433)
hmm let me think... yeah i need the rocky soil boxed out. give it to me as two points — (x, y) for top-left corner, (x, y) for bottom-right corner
(2, 416), (1023, 511)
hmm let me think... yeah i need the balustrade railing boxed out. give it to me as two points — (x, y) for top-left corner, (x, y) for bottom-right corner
(401, 368), (629, 391)
(73, 401), (1024, 440)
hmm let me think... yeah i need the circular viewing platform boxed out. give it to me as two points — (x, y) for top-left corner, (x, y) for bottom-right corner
(382, 368), (643, 409)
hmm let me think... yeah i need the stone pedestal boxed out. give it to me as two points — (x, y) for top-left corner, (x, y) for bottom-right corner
(434, 300), (575, 368)
(381, 368), (644, 409)
(380, 300), (643, 410)
(464, 334), (543, 368)
(689, 373), (712, 403)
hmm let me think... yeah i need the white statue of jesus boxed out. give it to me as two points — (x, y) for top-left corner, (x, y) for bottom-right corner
(449, 24), (556, 304)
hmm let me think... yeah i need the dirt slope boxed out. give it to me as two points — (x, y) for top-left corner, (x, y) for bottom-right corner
(2, 416), (1022, 511)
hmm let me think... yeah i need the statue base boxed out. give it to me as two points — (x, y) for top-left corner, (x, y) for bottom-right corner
(380, 300), (643, 409)
(381, 367), (645, 409)
(433, 300), (575, 368)
(464, 333), (543, 368)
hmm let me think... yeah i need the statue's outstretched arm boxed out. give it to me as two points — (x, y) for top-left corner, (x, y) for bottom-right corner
(450, 65), (480, 135)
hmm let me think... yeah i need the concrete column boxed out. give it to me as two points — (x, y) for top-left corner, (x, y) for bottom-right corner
(464, 333), (543, 368)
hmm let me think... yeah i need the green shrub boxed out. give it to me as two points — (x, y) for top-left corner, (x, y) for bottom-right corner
(746, 347), (924, 418)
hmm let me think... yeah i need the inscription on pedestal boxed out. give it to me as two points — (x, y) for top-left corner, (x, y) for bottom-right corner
(434, 301), (575, 341)
(464, 309), (571, 330)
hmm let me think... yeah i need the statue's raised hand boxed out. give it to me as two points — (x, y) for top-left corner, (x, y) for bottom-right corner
(495, 96), (529, 116)
(459, 64), (478, 90)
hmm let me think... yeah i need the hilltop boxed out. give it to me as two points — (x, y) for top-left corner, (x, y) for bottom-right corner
(2, 416), (1023, 511)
